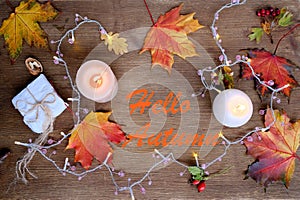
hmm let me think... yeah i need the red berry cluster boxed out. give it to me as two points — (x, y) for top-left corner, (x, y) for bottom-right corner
(256, 7), (280, 17)
(192, 179), (206, 192)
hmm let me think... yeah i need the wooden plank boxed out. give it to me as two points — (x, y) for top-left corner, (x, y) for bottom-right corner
(0, 0), (299, 199)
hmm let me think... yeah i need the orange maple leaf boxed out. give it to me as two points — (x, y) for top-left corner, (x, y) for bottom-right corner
(0, 0), (58, 62)
(244, 108), (300, 188)
(241, 49), (298, 97)
(66, 112), (126, 169)
(140, 4), (204, 73)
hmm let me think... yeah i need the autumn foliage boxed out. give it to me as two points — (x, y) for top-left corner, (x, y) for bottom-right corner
(0, 0), (58, 61)
(241, 49), (298, 97)
(66, 112), (126, 169)
(244, 109), (300, 188)
(140, 4), (203, 73)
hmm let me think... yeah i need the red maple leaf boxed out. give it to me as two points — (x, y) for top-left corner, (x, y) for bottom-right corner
(140, 4), (203, 73)
(244, 108), (300, 188)
(66, 112), (126, 169)
(241, 49), (298, 96)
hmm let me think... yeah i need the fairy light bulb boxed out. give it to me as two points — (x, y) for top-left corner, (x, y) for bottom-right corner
(68, 31), (75, 44)
(193, 152), (199, 167)
(71, 31), (75, 42)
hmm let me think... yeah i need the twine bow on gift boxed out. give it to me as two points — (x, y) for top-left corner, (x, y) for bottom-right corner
(16, 88), (56, 130)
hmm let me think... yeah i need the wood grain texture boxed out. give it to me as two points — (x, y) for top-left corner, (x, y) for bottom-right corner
(0, 0), (299, 199)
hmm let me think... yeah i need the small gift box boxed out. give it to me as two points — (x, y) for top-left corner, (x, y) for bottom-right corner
(12, 74), (66, 133)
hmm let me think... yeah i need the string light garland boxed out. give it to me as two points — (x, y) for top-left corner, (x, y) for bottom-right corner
(196, 0), (290, 168)
(50, 13), (108, 125)
(14, 0), (292, 199)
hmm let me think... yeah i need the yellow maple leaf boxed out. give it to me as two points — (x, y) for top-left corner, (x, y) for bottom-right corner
(100, 32), (128, 55)
(0, 0), (58, 61)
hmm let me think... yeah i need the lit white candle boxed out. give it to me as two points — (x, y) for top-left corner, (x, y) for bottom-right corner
(76, 60), (118, 103)
(212, 89), (253, 128)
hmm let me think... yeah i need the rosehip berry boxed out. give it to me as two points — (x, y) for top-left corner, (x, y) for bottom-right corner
(269, 7), (274, 12)
(192, 179), (200, 185)
(256, 11), (261, 17)
(272, 11), (276, 16)
(261, 9), (266, 14)
(265, 10), (270, 15)
(275, 8), (280, 15)
(261, 13), (265, 17)
(197, 181), (206, 192)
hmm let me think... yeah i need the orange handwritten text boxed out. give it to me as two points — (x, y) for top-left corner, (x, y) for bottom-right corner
(121, 124), (219, 148)
(127, 89), (190, 115)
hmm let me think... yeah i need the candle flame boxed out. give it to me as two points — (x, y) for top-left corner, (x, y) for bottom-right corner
(233, 104), (246, 113)
(96, 78), (102, 87)
(91, 75), (103, 88)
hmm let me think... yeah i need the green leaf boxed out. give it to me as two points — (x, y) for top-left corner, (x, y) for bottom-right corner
(194, 174), (201, 180)
(224, 73), (234, 89)
(188, 166), (205, 181)
(278, 10), (293, 27)
(188, 166), (201, 176)
(248, 28), (264, 44)
(218, 70), (224, 83)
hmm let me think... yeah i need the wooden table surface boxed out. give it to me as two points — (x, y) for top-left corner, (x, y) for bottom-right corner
(0, 0), (300, 199)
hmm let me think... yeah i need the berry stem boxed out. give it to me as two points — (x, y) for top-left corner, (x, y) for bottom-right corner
(5, 0), (14, 11)
(268, 33), (273, 44)
(143, 0), (155, 26)
(273, 23), (300, 55)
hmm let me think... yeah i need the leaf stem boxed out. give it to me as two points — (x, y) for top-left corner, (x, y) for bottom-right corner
(143, 0), (155, 26)
(5, 0), (14, 12)
(273, 23), (300, 55)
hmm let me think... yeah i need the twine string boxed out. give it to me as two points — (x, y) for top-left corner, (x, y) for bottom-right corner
(16, 88), (56, 124)
(15, 87), (56, 183)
